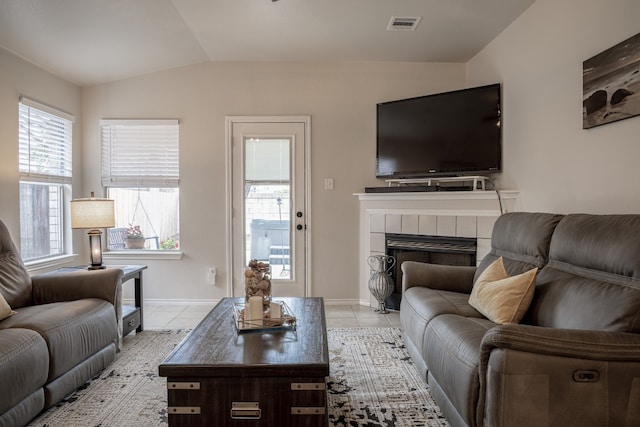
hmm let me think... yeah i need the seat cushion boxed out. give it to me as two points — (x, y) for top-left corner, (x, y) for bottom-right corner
(0, 299), (117, 381)
(424, 314), (494, 427)
(0, 328), (48, 415)
(401, 287), (484, 368)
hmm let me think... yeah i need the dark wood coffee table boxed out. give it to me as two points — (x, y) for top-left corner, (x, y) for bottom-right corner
(159, 297), (329, 427)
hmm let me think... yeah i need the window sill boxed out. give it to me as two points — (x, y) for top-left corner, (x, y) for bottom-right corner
(25, 254), (79, 274)
(103, 250), (183, 261)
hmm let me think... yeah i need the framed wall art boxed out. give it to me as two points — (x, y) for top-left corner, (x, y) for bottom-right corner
(583, 31), (640, 129)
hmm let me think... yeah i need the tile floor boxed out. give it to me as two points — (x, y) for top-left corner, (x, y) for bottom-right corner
(142, 302), (400, 330)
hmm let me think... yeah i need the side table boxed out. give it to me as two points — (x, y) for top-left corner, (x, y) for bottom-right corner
(118, 265), (147, 336)
(52, 264), (147, 337)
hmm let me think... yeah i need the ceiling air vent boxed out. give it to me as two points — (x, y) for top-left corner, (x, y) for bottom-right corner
(387, 16), (422, 31)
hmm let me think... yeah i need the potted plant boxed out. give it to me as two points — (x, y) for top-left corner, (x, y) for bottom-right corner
(124, 225), (145, 249)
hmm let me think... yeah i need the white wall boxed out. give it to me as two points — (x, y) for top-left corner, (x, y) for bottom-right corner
(467, 0), (640, 213)
(81, 61), (467, 302)
(0, 48), (84, 259)
(6, 0), (638, 303)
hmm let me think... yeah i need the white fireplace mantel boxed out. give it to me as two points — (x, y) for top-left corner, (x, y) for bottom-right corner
(355, 190), (519, 306)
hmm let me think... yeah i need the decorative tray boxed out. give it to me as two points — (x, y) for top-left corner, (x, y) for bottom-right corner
(233, 300), (297, 333)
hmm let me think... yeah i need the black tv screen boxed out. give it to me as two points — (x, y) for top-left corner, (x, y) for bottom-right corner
(376, 84), (502, 179)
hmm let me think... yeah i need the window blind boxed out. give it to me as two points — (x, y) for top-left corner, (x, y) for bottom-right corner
(101, 119), (180, 187)
(245, 138), (290, 182)
(19, 98), (73, 184)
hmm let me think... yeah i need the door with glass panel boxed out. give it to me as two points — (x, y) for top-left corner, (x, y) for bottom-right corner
(229, 117), (309, 298)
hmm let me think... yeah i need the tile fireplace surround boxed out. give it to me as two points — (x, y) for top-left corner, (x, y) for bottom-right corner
(356, 190), (519, 307)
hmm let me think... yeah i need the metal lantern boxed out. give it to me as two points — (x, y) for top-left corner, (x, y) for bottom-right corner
(367, 255), (396, 314)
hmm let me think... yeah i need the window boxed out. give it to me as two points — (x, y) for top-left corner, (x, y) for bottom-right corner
(101, 119), (180, 251)
(19, 97), (74, 262)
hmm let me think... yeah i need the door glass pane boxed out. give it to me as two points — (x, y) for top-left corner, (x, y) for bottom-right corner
(244, 138), (291, 280)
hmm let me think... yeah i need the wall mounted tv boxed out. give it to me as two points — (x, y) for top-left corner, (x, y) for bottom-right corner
(376, 83), (502, 179)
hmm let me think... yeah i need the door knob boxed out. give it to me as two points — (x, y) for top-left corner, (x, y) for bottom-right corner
(296, 224), (303, 230)
(296, 212), (303, 218)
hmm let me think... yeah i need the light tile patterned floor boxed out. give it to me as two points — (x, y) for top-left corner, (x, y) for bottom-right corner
(142, 302), (400, 330)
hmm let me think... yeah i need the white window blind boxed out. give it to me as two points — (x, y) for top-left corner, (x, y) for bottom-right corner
(101, 119), (179, 187)
(245, 138), (290, 182)
(19, 97), (73, 184)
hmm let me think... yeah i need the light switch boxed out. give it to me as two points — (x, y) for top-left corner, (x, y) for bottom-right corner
(207, 266), (216, 285)
(324, 178), (334, 191)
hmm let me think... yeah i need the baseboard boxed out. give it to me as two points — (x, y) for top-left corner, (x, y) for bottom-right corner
(324, 298), (368, 306)
(124, 297), (371, 307)
(124, 298), (220, 306)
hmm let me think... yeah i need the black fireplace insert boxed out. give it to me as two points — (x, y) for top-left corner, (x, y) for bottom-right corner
(384, 233), (477, 310)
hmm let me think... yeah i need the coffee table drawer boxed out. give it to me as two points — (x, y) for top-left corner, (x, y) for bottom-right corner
(166, 376), (327, 427)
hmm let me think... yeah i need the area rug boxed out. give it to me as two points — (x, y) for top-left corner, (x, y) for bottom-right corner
(28, 328), (449, 427)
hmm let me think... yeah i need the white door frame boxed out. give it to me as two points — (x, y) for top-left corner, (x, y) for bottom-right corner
(225, 116), (312, 297)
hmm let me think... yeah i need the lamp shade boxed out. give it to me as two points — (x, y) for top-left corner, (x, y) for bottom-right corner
(70, 197), (115, 229)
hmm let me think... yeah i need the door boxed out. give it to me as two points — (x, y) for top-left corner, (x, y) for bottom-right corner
(227, 117), (310, 298)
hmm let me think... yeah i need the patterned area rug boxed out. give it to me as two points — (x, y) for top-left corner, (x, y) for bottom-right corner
(328, 328), (449, 427)
(28, 328), (449, 427)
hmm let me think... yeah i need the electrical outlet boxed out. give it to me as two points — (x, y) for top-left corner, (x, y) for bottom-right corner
(207, 266), (216, 285)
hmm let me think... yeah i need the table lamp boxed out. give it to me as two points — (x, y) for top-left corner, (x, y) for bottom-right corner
(71, 192), (115, 270)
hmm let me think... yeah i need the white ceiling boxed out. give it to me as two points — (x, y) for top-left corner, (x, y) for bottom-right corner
(0, 0), (536, 87)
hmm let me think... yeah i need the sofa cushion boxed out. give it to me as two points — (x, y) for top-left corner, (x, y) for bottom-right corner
(424, 314), (495, 427)
(0, 292), (16, 321)
(0, 299), (118, 381)
(0, 328), (48, 416)
(401, 286), (484, 375)
(529, 214), (640, 332)
(469, 257), (538, 324)
(403, 287), (484, 327)
(0, 220), (34, 309)
(474, 212), (563, 283)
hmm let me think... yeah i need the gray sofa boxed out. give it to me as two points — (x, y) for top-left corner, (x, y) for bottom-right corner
(400, 212), (640, 427)
(0, 220), (123, 427)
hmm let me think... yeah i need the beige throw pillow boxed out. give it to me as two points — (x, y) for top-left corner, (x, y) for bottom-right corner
(469, 257), (538, 324)
(0, 292), (17, 321)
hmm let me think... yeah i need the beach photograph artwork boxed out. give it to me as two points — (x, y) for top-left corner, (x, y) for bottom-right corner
(583, 32), (640, 129)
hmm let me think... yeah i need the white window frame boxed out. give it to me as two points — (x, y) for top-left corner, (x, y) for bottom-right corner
(100, 119), (182, 259)
(18, 96), (75, 266)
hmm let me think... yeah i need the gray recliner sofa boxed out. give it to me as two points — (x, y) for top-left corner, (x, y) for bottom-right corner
(400, 212), (640, 427)
(0, 220), (123, 427)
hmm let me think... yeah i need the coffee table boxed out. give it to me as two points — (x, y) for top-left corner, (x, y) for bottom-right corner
(159, 297), (329, 427)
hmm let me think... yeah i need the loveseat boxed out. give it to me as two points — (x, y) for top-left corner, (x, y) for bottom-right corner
(0, 220), (123, 427)
(400, 212), (640, 427)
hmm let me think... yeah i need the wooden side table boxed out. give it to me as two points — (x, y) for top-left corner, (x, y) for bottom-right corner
(118, 265), (147, 336)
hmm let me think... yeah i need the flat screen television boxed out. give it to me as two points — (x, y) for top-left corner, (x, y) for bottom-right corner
(376, 84), (502, 179)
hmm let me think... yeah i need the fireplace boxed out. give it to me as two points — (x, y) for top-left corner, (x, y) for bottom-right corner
(384, 233), (476, 310)
(357, 191), (517, 311)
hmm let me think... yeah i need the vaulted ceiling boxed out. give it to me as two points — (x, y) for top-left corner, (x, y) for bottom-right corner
(0, 0), (536, 86)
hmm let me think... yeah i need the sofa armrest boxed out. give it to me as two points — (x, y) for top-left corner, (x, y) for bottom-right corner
(401, 261), (476, 294)
(480, 324), (640, 362)
(31, 268), (123, 308)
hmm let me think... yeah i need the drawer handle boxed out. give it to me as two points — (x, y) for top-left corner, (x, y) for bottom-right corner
(231, 402), (261, 420)
(127, 319), (136, 327)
